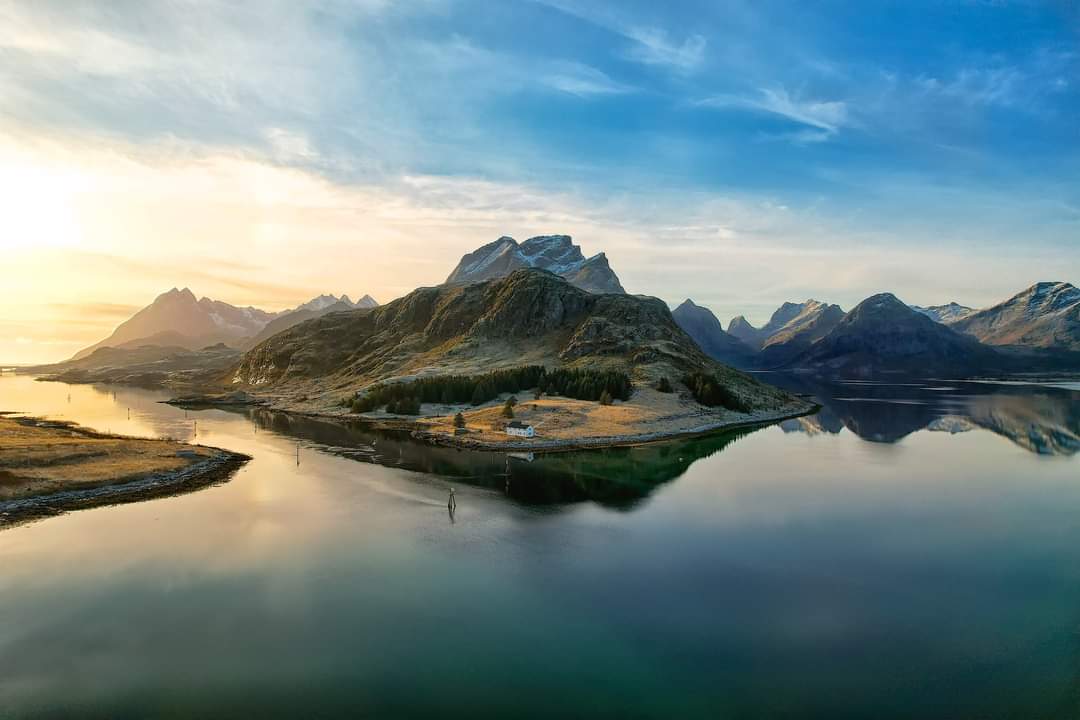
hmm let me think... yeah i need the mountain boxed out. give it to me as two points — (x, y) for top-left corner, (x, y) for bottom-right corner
(354, 294), (379, 309)
(726, 301), (835, 351)
(243, 294), (380, 349)
(912, 302), (975, 324)
(232, 269), (792, 413)
(723, 300), (845, 365)
(295, 293), (379, 313)
(72, 288), (277, 360)
(445, 235), (625, 294)
(74, 290), (381, 361)
(757, 300), (846, 367)
(726, 316), (768, 349)
(949, 282), (1080, 351)
(788, 292), (1002, 377)
(671, 300), (756, 368)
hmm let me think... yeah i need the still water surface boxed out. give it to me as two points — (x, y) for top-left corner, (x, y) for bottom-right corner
(2, 374), (1080, 718)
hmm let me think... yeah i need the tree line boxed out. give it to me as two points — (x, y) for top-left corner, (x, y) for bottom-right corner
(343, 365), (632, 415)
(682, 372), (750, 413)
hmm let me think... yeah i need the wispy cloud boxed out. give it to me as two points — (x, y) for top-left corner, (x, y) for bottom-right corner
(540, 62), (635, 97)
(535, 0), (706, 71)
(699, 88), (850, 139)
(916, 66), (1025, 107)
(620, 27), (706, 71)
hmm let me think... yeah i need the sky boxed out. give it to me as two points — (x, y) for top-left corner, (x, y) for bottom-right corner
(1, 0), (1078, 364)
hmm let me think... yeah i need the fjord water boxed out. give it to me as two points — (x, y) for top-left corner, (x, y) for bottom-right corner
(2, 375), (1080, 718)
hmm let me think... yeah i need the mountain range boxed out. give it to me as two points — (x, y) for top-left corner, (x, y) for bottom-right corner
(790, 293), (1004, 377)
(445, 235), (625, 294)
(57, 234), (1080, 397)
(678, 281), (1080, 375)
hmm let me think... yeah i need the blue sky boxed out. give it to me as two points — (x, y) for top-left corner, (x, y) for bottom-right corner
(1, 0), (1079, 361)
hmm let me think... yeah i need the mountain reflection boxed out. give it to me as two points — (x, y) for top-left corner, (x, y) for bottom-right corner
(766, 374), (1080, 456)
(244, 408), (762, 509)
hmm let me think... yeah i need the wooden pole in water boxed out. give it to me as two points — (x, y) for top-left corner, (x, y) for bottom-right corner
(194, 420), (197, 439)
(296, 443), (300, 466)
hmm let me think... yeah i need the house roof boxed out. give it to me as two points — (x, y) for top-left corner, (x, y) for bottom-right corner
(506, 421), (531, 429)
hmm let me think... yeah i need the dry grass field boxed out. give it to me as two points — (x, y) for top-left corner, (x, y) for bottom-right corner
(414, 387), (806, 449)
(0, 416), (216, 501)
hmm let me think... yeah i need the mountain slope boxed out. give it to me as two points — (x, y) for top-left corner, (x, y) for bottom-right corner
(73, 288), (277, 360)
(672, 300), (756, 368)
(789, 293), (1002, 377)
(445, 235), (625, 294)
(950, 282), (1080, 351)
(232, 269), (792, 413)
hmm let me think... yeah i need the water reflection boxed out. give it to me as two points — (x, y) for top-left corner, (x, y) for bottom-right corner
(3, 375), (1080, 718)
(768, 374), (1080, 455)
(243, 407), (761, 509)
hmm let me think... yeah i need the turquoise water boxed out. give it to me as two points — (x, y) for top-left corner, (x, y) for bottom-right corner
(2, 374), (1080, 718)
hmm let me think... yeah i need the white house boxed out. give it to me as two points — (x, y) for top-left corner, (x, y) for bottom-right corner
(505, 421), (535, 438)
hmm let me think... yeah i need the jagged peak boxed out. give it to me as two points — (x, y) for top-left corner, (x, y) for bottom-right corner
(157, 287), (197, 302)
(728, 314), (755, 328)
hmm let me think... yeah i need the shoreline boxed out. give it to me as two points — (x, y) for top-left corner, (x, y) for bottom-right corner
(0, 450), (250, 528)
(212, 397), (820, 454)
(0, 417), (251, 529)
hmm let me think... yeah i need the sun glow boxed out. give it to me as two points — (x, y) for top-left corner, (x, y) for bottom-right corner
(0, 150), (86, 251)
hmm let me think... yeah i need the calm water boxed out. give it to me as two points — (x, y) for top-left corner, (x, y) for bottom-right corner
(2, 373), (1080, 719)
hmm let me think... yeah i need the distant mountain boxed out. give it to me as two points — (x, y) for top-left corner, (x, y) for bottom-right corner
(74, 289), (379, 361)
(723, 300), (845, 366)
(726, 316), (768, 349)
(789, 293), (1002, 377)
(950, 281), (1080, 351)
(354, 294), (379, 309)
(671, 300), (756, 368)
(912, 302), (975, 324)
(73, 288), (277, 360)
(445, 235), (625, 294)
(234, 269), (793, 415)
(726, 301), (832, 351)
(757, 300), (845, 367)
(243, 297), (374, 349)
(295, 293), (378, 313)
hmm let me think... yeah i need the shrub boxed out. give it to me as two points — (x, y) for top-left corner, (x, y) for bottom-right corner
(599, 390), (613, 406)
(501, 399), (515, 418)
(453, 412), (465, 428)
(656, 377), (673, 393)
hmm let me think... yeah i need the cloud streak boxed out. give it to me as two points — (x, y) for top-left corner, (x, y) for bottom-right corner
(534, 0), (706, 71)
(698, 88), (850, 141)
